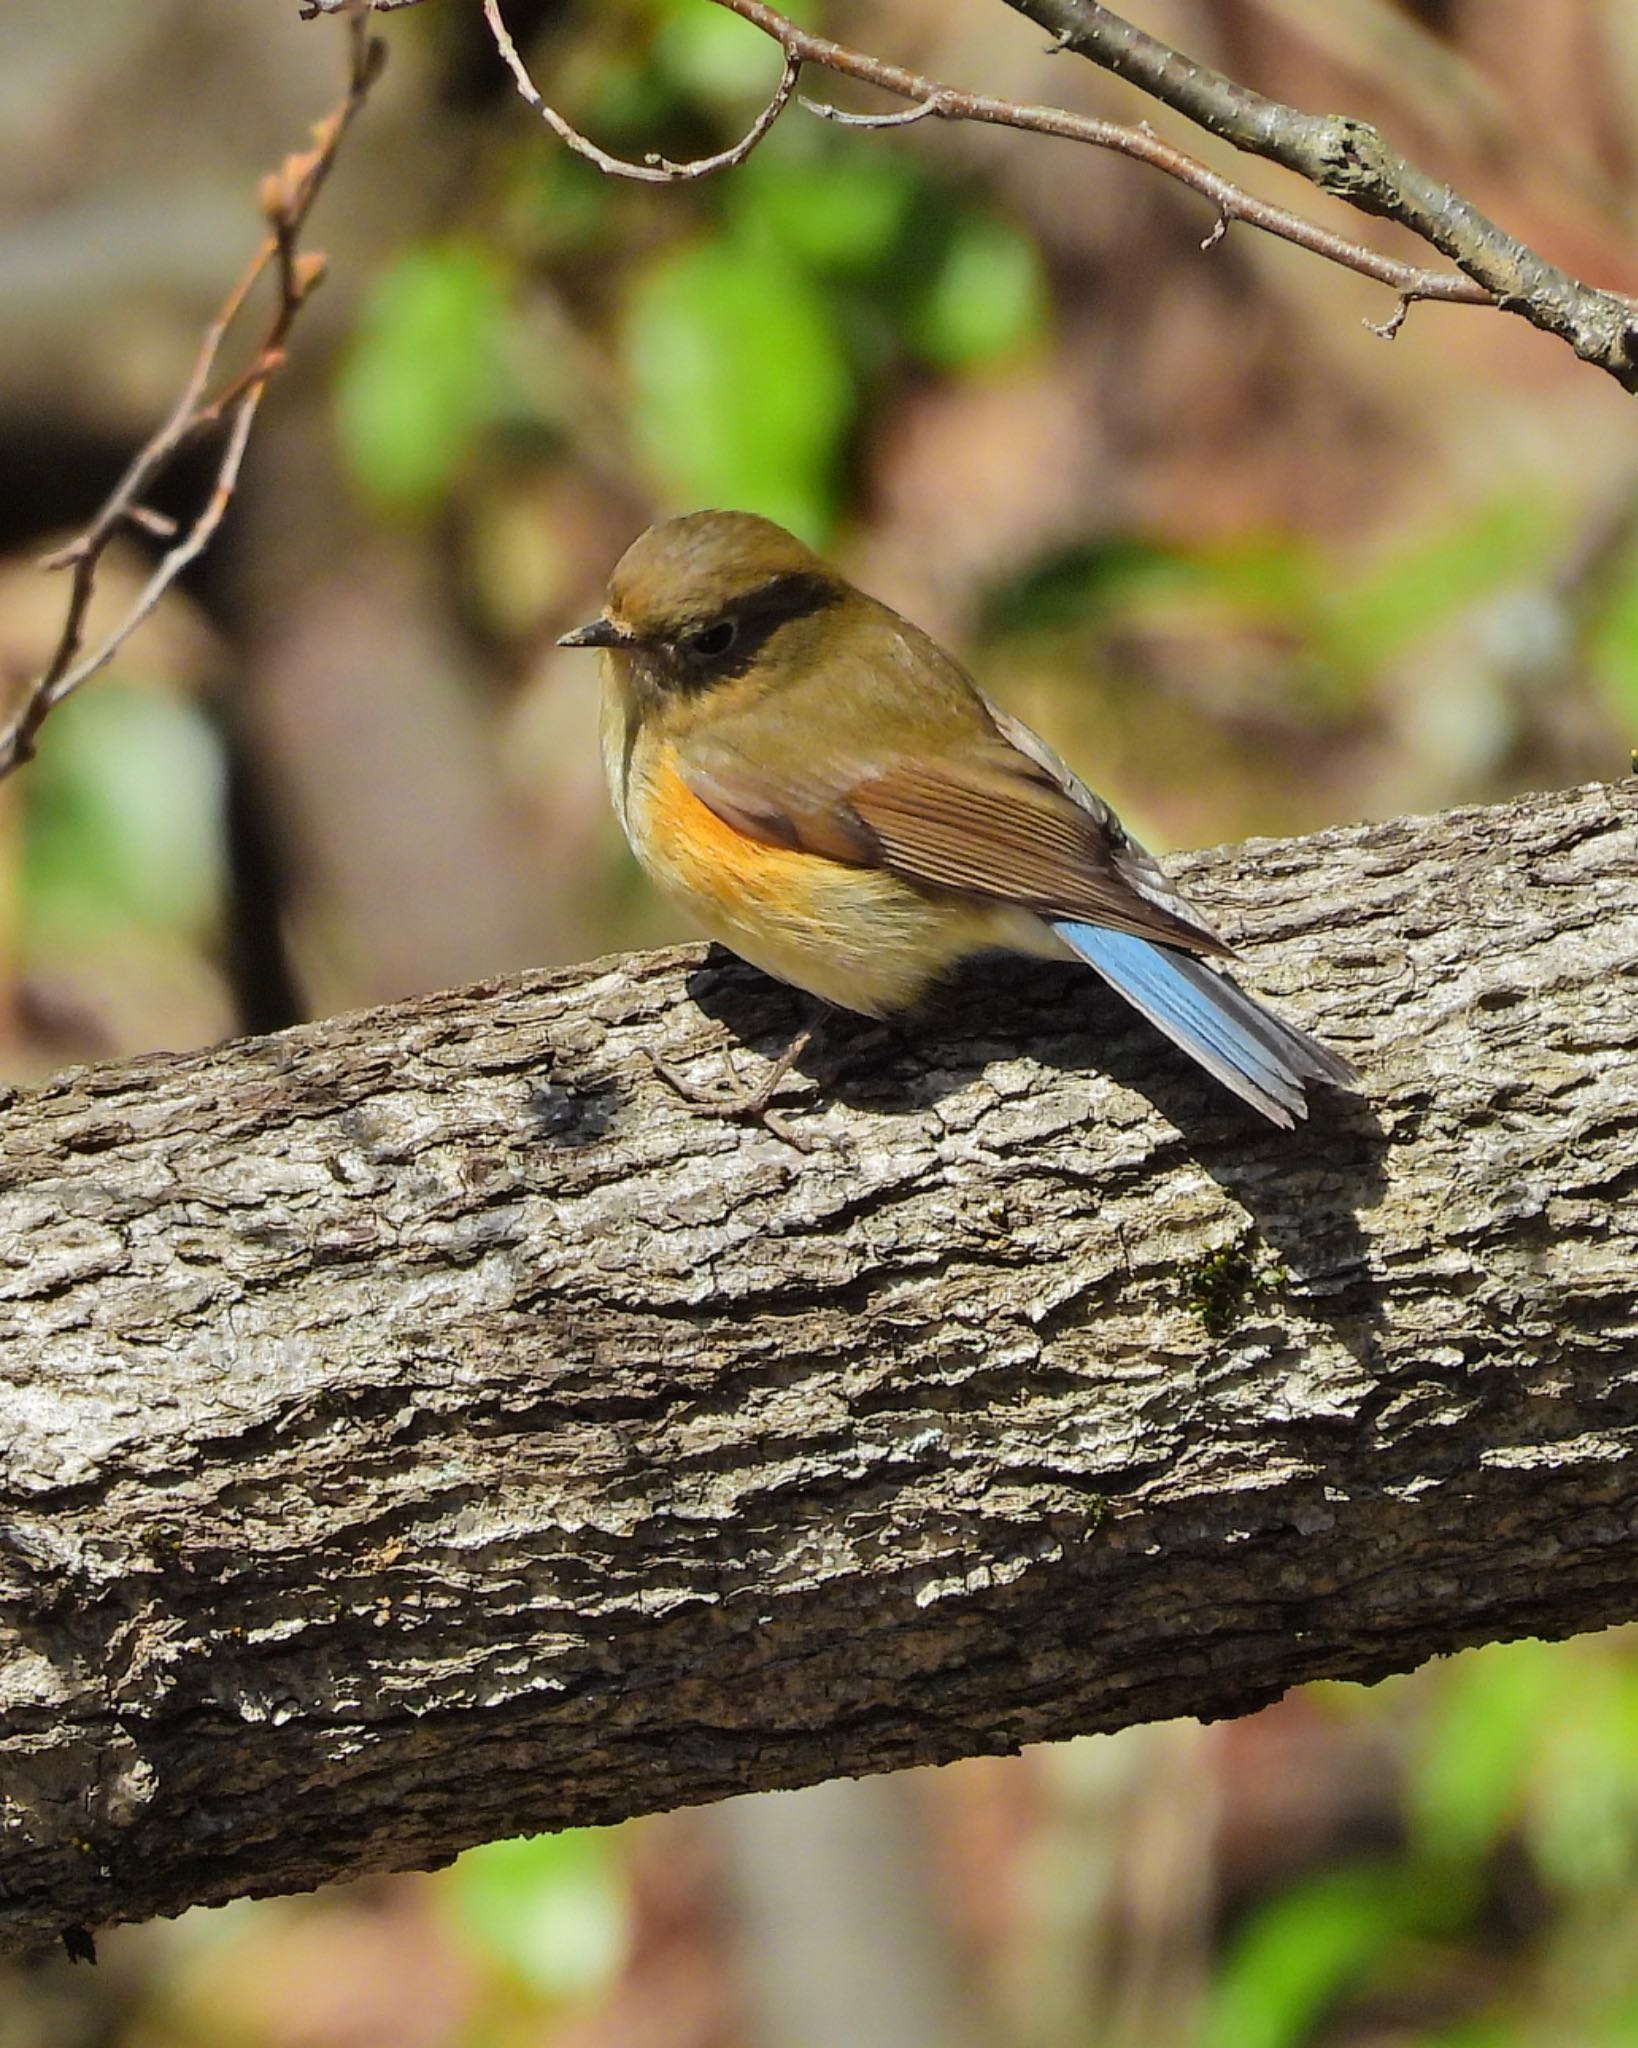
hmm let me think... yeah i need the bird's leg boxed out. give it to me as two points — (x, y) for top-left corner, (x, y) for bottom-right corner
(646, 1004), (829, 1150)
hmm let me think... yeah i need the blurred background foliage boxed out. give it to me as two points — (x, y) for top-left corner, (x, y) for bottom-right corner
(3, 0), (1637, 2043)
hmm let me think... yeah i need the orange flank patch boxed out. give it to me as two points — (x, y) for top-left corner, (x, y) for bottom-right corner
(641, 748), (814, 909)
(629, 744), (1004, 1016)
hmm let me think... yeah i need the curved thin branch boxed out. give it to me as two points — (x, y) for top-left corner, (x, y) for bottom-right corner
(482, 0), (800, 184)
(0, 10), (386, 781)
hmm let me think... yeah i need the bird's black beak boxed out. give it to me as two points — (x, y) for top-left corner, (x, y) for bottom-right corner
(557, 616), (629, 650)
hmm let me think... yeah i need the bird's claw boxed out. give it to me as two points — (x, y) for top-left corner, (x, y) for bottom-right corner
(644, 1044), (820, 1152)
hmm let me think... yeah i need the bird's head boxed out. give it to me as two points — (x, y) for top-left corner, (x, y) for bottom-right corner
(557, 510), (845, 716)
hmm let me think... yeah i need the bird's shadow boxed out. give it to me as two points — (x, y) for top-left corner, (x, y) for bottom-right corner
(684, 945), (1389, 1358)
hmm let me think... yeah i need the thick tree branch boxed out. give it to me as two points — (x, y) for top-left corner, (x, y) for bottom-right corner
(1005, 0), (1638, 379)
(3, 780), (1636, 1954)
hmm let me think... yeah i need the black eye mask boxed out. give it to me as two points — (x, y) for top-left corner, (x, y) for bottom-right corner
(671, 571), (840, 686)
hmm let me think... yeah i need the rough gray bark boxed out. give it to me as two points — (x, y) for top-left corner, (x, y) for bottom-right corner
(2, 779), (1635, 1957)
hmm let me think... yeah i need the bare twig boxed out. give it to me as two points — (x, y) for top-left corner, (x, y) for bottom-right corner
(484, 0), (799, 182)
(0, 11), (386, 781)
(801, 96), (938, 132)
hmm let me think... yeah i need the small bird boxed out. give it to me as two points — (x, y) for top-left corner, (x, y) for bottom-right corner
(559, 510), (1356, 1129)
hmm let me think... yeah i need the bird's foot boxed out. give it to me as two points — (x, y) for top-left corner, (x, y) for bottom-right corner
(646, 1017), (823, 1151)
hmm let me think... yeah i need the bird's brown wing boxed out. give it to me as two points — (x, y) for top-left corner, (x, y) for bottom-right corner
(683, 701), (1234, 960)
(976, 696), (1232, 953)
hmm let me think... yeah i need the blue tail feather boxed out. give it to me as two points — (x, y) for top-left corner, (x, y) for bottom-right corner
(1052, 921), (1356, 1127)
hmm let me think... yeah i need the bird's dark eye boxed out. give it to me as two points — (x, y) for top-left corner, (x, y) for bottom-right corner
(683, 617), (738, 660)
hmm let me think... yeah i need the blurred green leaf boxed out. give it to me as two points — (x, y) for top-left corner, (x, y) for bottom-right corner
(1408, 1641), (1557, 1871)
(1324, 497), (1559, 675)
(446, 1830), (625, 2002)
(1529, 1652), (1638, 1893)
(651, 0), (818, 103)
(23, 684), (223, 945)
(736, 143), (920, 277)
(1582, 1981), (1638, 2048)
(1198, 1865), (1407, 2048)
(625, 233), (853, 539)
(980, 538), (1193, 638)
(579, 47), (681, 144)
(1411, 2025), (1519, 2048)
(904, 212), (1048, 370)
(1198, 535), (1324, 622)
(337, 240), (511, 515)
(1587, 545), (1638, 725)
